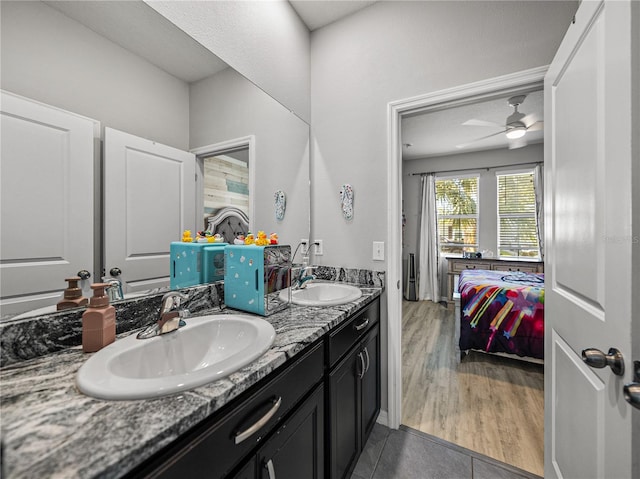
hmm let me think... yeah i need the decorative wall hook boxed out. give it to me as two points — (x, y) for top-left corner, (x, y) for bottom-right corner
(339, 184), (354, 220)
(274, 190), (286, 220)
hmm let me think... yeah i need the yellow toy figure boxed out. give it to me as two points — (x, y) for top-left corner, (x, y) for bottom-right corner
(269, 233), (279, 245)
(255, 231), (269, 246)
(244, 232), (255, 245)
(182, 230), (193, 242)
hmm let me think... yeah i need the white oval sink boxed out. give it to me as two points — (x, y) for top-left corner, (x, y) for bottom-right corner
(76, 314), (275, 400)
(280, 283), (362, 306)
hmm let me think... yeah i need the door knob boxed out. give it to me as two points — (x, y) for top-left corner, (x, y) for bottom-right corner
(623, 383), (640, 410)
(109, 267), (122, 277)
(624, 360), (640, 410)
(77, 270), (91, 280)
(581, 348), (625, 376)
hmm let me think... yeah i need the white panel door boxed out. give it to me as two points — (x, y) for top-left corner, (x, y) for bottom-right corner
(544, 1), (636, 478)
(0, 91), (95, 315)
(104, 128), (195, 292)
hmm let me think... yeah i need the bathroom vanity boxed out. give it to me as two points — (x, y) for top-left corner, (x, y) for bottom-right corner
(0, 279), (382, 479)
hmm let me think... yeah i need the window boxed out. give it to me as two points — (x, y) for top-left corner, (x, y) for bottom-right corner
(202, 149), (249, 225)
(435, 176), (479, 255)
(497, 171), (539, 257)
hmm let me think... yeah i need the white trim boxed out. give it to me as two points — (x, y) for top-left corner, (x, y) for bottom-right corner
(386, 66), (547, 430)
(191, 136), (256, 233)
(376, 409), (389, 427)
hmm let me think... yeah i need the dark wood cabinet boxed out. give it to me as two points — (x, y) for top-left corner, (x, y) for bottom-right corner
(360, 327), (380, 444)
(127, 297), (380, 479)
(329, 347), (360, 479)
(129, 343), (324, 479)
(327, 299), (381, 479)
(257, 384), (324, 479)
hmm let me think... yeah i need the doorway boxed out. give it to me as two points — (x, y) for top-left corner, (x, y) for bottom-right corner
(386, 67), (547, 475)
(191, 136), (256, 234)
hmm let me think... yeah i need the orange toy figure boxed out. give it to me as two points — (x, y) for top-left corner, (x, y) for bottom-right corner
(244, 233), (255, 245)
(182, 230), (193, 242)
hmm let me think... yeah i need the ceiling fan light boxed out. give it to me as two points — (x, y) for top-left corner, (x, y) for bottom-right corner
(506, 126), (526, 139)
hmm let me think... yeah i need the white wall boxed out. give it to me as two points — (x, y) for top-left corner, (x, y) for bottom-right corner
(147, 0), (311, 124)
(403, 143), (544, 296)
(190, 68), (310, 246)
(310, 0), (577, 414)
(310, 0), (576, 271)
(0, 1), (189, 150)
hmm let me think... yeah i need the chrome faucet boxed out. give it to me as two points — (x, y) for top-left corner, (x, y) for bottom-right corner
(137, 292), (190, 339)
(294, 266), (316, 290)
(103, 278), (124, 302)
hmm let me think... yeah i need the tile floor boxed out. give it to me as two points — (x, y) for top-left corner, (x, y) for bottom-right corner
(350, 424), (543, 479)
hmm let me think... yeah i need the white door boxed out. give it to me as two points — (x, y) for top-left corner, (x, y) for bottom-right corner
(0, 91), (96, 315)
(104, 128), (195, 293)
(544, 1), (637, 478)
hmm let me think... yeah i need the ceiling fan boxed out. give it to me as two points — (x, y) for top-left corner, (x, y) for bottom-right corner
(456, 94), (543, 150)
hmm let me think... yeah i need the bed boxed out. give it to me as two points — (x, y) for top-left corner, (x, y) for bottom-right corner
(453, 269), (544, 362)
(205, 207), (249, 244)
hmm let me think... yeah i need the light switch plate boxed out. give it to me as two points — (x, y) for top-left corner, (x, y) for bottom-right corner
(373, 241), (384, 261)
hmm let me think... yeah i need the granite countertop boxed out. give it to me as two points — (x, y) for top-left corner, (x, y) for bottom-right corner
(0, 285), (382, 479)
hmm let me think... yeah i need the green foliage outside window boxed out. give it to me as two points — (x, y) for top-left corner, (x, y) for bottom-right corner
(435, 177), (479, 254)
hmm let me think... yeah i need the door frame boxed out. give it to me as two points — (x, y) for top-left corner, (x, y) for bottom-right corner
(385, 66), (548, 429)
(191, 135), (256, 234)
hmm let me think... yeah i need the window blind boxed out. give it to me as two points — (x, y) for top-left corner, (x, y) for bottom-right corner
(435, 176), (479, 254)
(497, 172), (539, 257)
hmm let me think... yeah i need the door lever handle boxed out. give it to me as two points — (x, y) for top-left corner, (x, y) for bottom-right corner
(623, 383), (640, 410)
(624, 360), (640, 410)
(581, 348), (625, 376)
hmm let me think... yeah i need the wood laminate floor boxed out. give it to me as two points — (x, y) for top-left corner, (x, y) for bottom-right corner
(401, 300), (544, 476)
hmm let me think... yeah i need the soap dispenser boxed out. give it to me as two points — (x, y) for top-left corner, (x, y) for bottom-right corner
(57, 277), (88, 311)
(82, 283), (116, 353)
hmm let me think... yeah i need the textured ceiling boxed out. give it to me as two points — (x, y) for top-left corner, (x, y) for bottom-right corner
(289, 0), (378, 31)
(45, 1), (229, 83)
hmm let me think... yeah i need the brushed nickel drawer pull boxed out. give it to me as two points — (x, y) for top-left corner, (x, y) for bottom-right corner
(363, 347), (370, 374)
(354, 318), (370, 331)
(235, 396), (282, 445)
(266, 459), (276, 479)
(358, 352), (366, 379)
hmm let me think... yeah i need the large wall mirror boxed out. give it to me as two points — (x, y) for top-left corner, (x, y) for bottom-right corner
(0, 0), (310, 319)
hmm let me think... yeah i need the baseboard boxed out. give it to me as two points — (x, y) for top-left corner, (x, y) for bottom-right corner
(376, 409), (389, 427)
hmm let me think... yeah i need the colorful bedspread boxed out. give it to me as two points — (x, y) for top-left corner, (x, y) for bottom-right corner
(459, 269), (544, 359)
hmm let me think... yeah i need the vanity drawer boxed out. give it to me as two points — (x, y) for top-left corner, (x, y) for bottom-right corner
(451, 262), (481, 273)
(491, 263), (539, 273)
(139, 342), (324, 479)
(328, 299), (379, 368)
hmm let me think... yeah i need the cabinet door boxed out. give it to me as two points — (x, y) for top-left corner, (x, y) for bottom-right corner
(329, 347), (361, 479)
(360, 325), (380, 445)
(230, 457), (256, 479)
(0, 91), (97, 315)
(104, 127), (195, 293)
(258, 384), (324, 479)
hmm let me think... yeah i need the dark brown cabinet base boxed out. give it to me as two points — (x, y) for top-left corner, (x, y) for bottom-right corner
(127, 297), (380, 479)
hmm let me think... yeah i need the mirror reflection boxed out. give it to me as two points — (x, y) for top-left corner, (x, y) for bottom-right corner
(0, 0), (310, 319)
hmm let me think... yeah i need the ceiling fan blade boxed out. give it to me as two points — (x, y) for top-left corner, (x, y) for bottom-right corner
(456, 130), (507, 149)
(508, 137), (528, 150)
(521, 113), (539, 128)
(526, 121), (544, 132)
(462, 119), (503, 128)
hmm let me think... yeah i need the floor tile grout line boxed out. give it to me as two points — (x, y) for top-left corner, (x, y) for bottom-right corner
(368, 431), (390, 479)
(399, 425), (541, 479)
